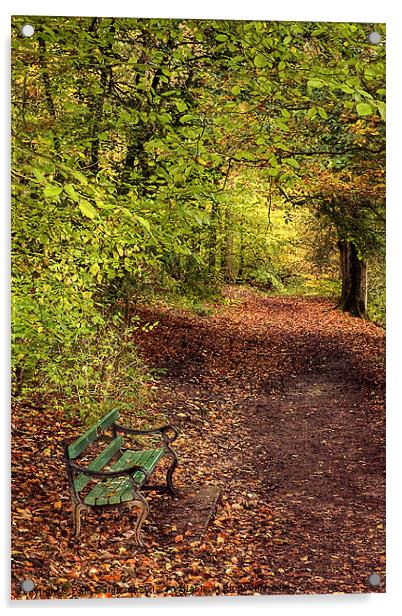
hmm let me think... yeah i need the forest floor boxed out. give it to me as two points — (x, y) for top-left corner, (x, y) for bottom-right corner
(11, 287), (386, 599)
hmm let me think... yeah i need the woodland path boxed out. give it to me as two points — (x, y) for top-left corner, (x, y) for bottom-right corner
(134, 287), (385, 594)
(11, 287), (385, 597)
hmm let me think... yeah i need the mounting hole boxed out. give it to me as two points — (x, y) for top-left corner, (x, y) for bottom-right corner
(367, 31), (381, 45)
(21, 24), (35, 38)
(21, 578), (35, 592)
(367, 572), (381, 587)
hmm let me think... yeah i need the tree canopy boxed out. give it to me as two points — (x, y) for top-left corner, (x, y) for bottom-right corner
(11, 17), (385, 416)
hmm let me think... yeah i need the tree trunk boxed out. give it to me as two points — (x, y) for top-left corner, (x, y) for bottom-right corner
(223, 205), (235, 282)
(208, 200), (219, 272)
(337, 239), (368, 318)
(89, 66), (108, 174)
(37, 36), (60, 155)
(238, 223), (244, 280)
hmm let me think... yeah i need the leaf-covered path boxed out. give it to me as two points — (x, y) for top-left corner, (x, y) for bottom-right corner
(134, 287), (385, 594)
(11, 288), (385, 598)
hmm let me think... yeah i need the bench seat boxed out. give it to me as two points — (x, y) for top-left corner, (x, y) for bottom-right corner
(83, 448), (165, 506)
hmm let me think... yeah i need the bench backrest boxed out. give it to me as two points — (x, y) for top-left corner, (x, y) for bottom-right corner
(68, 408), (119, 459)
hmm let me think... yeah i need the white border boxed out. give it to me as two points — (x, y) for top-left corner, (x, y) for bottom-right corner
(1, 0), (394, 21)
(2, 1), (401, 614)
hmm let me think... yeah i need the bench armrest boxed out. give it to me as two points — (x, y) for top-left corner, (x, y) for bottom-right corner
(68, 460), (149, 482)
(114, 423), (179, 444)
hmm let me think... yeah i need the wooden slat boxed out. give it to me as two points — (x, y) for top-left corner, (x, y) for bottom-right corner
(99, 449), (164, 504)
(68, 409), (119, 459)
(84, 449), (164, 506)
(84, 448), (165, 506)
(73, 436), (123, 493)
(86, 475), (130, 506)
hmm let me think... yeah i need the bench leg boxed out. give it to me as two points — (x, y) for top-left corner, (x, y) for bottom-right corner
(130, 491), (149, 547)
(166, 450), (179, 497)
(72, 501), (86, 537)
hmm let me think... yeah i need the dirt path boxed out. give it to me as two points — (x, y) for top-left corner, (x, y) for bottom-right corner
(134, 288), (385, 594)
(11, 288), (385, 598)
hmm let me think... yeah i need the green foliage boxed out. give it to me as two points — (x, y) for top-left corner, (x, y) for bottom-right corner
(37, 321), (153, 424)
(284, 276), (342, 299)
(243, 268), (285, 292)
(11, 17), (386, 414)
(367, 256), (386, 326)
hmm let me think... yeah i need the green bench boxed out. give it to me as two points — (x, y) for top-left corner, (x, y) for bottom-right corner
(63, 409), (179, 546)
